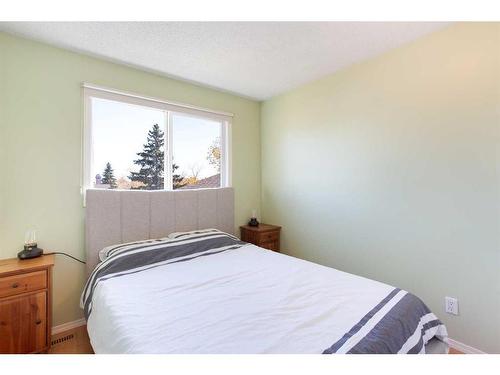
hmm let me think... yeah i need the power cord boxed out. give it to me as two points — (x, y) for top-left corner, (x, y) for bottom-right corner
(45, 252), (86, 264)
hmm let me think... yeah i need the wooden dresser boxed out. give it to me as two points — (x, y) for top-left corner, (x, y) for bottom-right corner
(0, 254), (55, 353)
(240, 224), (281, 252)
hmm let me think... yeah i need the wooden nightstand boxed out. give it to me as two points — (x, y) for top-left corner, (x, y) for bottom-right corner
(0, 254), (55, 353)
(240, 224), (281, 252)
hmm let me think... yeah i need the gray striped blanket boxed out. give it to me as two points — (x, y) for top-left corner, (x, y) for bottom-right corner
(323, 288), (448, 354)
(81, 230), (246, 320)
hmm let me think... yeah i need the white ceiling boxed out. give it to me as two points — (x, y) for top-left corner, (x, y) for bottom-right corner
(0, 22), (449, 100)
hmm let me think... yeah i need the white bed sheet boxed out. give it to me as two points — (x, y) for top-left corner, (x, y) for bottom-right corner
(87, 244), (401, 353)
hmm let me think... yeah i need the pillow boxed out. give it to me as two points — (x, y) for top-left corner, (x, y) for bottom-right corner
(98, 237), (169, 261)
(98, 229), (225, 261)
(167, 228), (223, 240)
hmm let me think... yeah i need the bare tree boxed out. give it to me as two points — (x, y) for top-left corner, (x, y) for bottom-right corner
(188, 162), (203, 180)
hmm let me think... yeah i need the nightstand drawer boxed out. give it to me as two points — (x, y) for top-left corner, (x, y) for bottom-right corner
(260, 241), (280, 252)
(258, 231), (279, 242)
(0, 271), (47, 298)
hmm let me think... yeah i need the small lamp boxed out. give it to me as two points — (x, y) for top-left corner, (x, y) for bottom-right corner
(17, 230), (44, 260)
(248, 209), (259, 227)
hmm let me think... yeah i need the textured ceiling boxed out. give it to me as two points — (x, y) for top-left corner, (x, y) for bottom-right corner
(0, 22), (449, 100)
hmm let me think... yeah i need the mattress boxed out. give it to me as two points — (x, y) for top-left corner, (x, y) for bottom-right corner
(82, 231), (448, 354)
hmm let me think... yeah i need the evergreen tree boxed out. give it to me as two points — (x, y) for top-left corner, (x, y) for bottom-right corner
(102, 162), (117, 189)
(172, 163), (186, 189)
(129, 124), (165, 190)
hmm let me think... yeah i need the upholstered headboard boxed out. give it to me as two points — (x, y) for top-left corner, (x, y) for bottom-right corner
(85, 188), (234, 274)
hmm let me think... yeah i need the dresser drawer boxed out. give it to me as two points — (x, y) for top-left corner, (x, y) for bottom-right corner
(257, 231), (279, 242)
(0, 270), (47, 298)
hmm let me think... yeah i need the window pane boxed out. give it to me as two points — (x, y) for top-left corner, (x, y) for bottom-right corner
(92, 97), (166, 190)
(172, 113), (221, 190)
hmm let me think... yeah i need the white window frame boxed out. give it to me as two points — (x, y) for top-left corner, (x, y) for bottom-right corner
(82, 84), (233, 203)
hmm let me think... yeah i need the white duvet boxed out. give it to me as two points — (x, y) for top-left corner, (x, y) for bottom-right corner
(87, 244), (413, 354)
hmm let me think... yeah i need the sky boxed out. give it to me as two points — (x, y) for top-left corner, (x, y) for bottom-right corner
(92, 97), (220, 186)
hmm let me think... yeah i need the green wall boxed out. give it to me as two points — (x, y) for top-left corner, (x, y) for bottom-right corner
(261, 23), (500, 353)
(0, 32), (261, 326)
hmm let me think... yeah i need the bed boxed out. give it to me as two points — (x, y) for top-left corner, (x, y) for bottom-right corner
(82, 188), (448, 354)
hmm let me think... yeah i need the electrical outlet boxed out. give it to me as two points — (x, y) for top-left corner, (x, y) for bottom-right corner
(445, 296), (459, 315)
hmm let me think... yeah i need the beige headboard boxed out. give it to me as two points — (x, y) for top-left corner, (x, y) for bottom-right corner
(85, 187), (234, 274)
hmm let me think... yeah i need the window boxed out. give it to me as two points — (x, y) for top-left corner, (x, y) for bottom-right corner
(171, 113), (223, 190)
(83, 85), (231, 196)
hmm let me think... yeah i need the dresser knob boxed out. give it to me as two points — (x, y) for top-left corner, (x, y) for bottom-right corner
(11, 282), (19, 289)
(35, 319), (42, 325)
